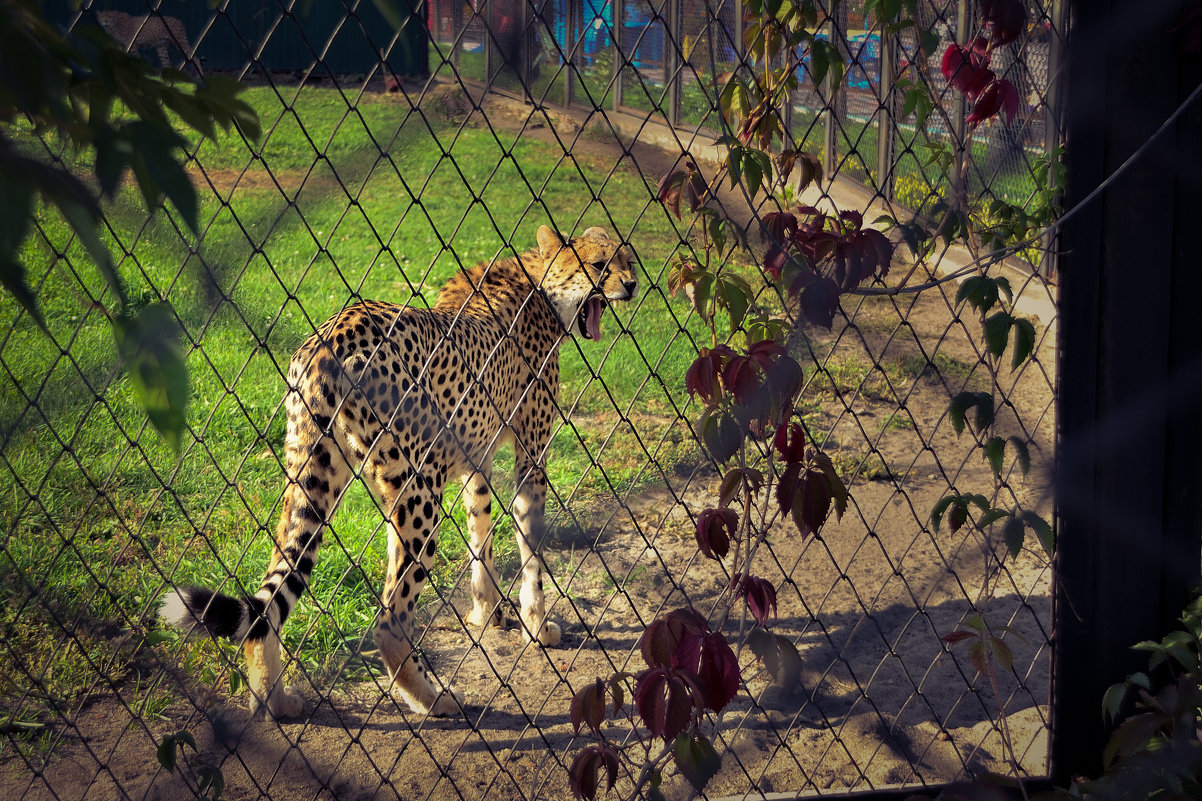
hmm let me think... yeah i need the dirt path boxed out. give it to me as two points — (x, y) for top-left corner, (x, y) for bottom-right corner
(1, 90), (1056, 801)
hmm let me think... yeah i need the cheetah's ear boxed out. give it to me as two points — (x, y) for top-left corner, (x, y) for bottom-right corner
(581, 227), (610, 240)
(536, 225), (566, 259)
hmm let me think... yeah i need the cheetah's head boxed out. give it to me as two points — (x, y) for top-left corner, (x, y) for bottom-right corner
(535, 225), (637, 341)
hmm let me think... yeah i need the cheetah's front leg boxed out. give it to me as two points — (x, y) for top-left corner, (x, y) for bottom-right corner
(513, 458), (561, 647)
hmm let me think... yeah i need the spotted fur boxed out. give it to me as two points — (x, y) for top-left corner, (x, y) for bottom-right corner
(162, 226), (637, 718)
(97, 10), (194, 70)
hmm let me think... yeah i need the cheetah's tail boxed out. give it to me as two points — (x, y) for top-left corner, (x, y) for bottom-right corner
(160, 586), (268, 643)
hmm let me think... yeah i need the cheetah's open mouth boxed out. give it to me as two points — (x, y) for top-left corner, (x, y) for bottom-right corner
(578, 294), (608, 340)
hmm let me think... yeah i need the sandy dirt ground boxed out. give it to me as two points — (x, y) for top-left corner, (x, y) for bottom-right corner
(1, 87), (1057, 801)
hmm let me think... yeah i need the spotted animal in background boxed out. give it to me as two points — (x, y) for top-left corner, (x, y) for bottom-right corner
(161, 226), (638, 718)
(97, 10), (195, 71)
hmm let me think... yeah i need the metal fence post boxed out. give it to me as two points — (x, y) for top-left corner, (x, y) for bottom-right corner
(949, 0), (969, 212)
(876, 24), (895, 200)
(564, 0), (577, 107)
(614, 0), (624, 110)
(822, 1), (846, 175)
(667, 0), (682, 124)
(1039, 0), (1067, 280)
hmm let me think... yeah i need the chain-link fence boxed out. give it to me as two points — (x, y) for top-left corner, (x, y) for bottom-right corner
(2, 1), (1062, 799)
(431, 0), (1064, 273)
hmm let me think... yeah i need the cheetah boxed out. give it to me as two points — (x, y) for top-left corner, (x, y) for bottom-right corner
(97, 10), (196, 71)
(162, 226), (637, 719)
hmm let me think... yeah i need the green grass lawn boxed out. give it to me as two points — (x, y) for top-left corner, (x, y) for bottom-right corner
(0, 83), (722, 730)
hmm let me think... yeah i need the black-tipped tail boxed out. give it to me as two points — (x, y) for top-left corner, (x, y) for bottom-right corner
(160, 587), (260, 642)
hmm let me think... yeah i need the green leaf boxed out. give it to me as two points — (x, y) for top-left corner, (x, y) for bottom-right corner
(725, 145), (745, 191)
(930, 495), (955, 531)
(195, 761), (225, 801)
(0, 255), (45, 332)
(948, 391), (993, 435)
(814, 39), (844, 90)
(990, 636), (1013, 672)
(983, 312), (1012, 359)
(697, 407), (743, 464)
(947, 395), (967, 435)
(741, 148), (772, 199)
(719, 469), (743, 508)
(673, 734), (722, 792)
(743, 152), (764, 199)
(1101, 682), (1127, 723)
(977, 507), (1008, 528)
(145, 629), (176, 647)
(127, 121), (199, 236)
(691, 273), (715, 319)
(937, 209), (967, 246)
(1158, 631), (1197, 670)
(112, 303), (189, 452)
(706, 213), (728, 254)
(157, 736), (178, 773)
(719, 276), (751, 334)
(0, 172), (34, 257)
(920, 29), (941, 58)
(984, 436), (1005, 478)
(93, 128), (134, 198)
(2, 146), (128, 308)
(956, 275), (1000, 313)
(816, 451), (849, 520)
(1011, 318), (1037, 370)
(967, 493), (992, 513)
(995, 276), (1013, 302)
(967, 640), (989, 676)
(1103, 712), (1167, 767)
(1021, 511), (1055, 556)
(56, 198), (128, 309)
(1003, 515), (1025, 558)
(648, 769), (666, 801)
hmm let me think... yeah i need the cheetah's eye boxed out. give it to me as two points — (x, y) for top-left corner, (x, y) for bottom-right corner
(591, 260), (607, 270)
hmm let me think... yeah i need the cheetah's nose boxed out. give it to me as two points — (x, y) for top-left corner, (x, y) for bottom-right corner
(622, 279), (637, 297)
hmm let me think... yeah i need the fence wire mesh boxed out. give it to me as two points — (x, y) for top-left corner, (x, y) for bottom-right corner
(2, 1), (1061, 799)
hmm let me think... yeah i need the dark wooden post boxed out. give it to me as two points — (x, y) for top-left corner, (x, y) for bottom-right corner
(1053, 0), (1202, 783)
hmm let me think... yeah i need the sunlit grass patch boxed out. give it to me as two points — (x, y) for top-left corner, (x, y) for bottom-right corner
(0, 83), (708, 722)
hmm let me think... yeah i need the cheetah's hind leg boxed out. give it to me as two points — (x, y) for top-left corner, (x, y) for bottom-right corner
(368, 465), (464, 716)
(464, 470), (504, 629)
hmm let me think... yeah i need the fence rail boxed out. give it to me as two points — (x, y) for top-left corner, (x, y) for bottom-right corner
(1, 1), (1065, 799)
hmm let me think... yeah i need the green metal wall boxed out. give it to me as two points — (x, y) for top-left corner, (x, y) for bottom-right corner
(50, 1), (428, 78)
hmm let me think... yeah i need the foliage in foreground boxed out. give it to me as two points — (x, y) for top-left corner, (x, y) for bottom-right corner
(0, 0), (260, 449)
(567, 0), (1059, 797)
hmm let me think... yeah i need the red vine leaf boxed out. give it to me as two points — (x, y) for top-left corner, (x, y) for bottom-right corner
(634, 666), (703, 740)
(738, 575), (779, 625)
(569, 678), (608, 735)
(569, 743), (620, 801)
(773, 421), (807, 463)
(685, 347), (728, 403)
(641, 609), (710, 668)
(673, 630), (740, 713)
(982, 0), (1028, 47)
(695, 507), (737, 561)
(940, 38), (994, 97)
